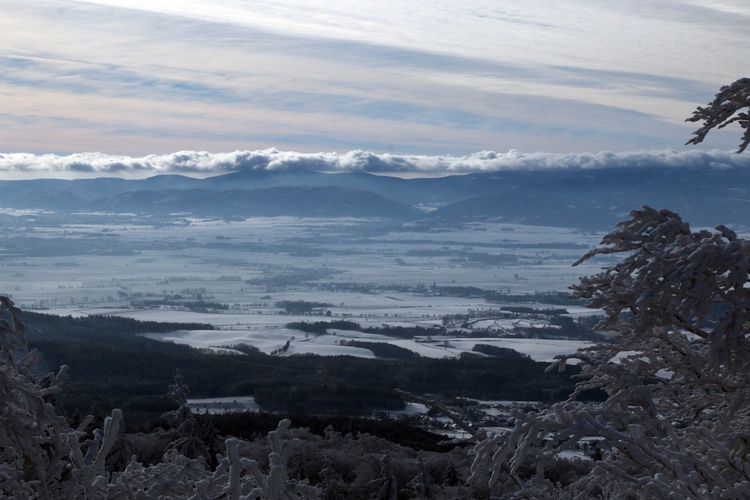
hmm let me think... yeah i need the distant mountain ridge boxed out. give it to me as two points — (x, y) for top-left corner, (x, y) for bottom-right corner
(0, 164), (748, 230)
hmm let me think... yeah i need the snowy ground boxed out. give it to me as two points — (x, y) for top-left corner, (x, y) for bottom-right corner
(142, 328), (592, 362)
(4, 215), (606, 362)
(1, 214), (614, 425)
(5, 216), (607, 304)
(187, 396), (261, 414)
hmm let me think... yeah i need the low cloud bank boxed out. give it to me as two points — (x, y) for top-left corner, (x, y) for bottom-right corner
(0, 148), (748, 179)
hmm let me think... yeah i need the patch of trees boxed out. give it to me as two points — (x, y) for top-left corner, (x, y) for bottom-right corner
(455, 252), (519, 265)
(288, 316), (600, 340)
(472, 344), (527, 358)
(0, 234), (138, 257)
(285, 320), (361, 335)
(252, 352), (578, 415)
(314, 281), (586, 310)
(131, 299), (229, 312)
(318, 281), (378, 293)
(429, 285), (487, 297)
(203, 411), (450, 453)
(24, 311), (212, 342)
(513, 315), (604, 341)
(363, 324), (448, 338)
(224, 342), (262, 355)
(25, 310), (580, 426)
(407, 248), (519, 265)
(428, 286), (587, 308)
(275, 300), (333, 314)
(288, 320), (448, 338)
(245, 266), (341, 287)
(339, 340), (421, 360)
(500, 306), (568, 315)
(486, 290), (586, 305)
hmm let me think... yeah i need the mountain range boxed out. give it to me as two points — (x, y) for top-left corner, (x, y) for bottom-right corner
(1, 164), (747, 230)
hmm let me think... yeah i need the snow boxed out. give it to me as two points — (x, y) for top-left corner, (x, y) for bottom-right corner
(142, 328), (592, 362)
(187, 396), (261, 414)
(8, 216), (603, 363)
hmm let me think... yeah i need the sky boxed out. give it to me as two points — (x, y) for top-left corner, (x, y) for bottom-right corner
(1, 0), (749, 177)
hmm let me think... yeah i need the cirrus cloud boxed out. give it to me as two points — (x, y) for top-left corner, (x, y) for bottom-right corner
(1, 0), (748, 157)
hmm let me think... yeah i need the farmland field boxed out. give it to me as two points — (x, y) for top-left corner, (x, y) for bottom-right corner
(2, 214), (609, 354)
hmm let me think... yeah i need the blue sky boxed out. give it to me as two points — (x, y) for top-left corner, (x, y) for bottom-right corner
(1, 0), (749, 163)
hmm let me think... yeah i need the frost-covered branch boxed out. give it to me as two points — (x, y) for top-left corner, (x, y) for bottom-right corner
(472, 206), (750, 497)
(686, 77), (750, 153)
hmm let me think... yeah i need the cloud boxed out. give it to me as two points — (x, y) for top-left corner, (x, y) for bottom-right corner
(1, 1), (748, 155)
(1, 148), (748, 179)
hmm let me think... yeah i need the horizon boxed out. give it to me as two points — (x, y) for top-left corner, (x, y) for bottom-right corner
(2, 0), (749, 161)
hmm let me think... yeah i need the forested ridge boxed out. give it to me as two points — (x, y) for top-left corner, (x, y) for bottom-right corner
(22, 311), (580, 429)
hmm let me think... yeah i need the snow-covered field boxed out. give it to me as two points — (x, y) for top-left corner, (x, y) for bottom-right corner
(142, 328), (592, 362)
(187, 396), (261, 414)
(4, 215), (606, 361)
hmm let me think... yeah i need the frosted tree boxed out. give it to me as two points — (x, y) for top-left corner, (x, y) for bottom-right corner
(0, 294), (322, 498)
(686, 77), (750, 152)
(161, 368), (214, 461)
(471, 206), (750, 498)
(105, 419), (320, 498)
(319, 455), (346, 500)
(0, 295), (122, 498)
(0, 294), (69, 497)
(370, 452), (399, 500)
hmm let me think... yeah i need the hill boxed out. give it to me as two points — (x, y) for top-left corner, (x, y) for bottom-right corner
(2, 162), (749, 229)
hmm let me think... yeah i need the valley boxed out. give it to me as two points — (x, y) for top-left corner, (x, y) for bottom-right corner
(1, 210), (612, 423)
(3, 212), (607, 338)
